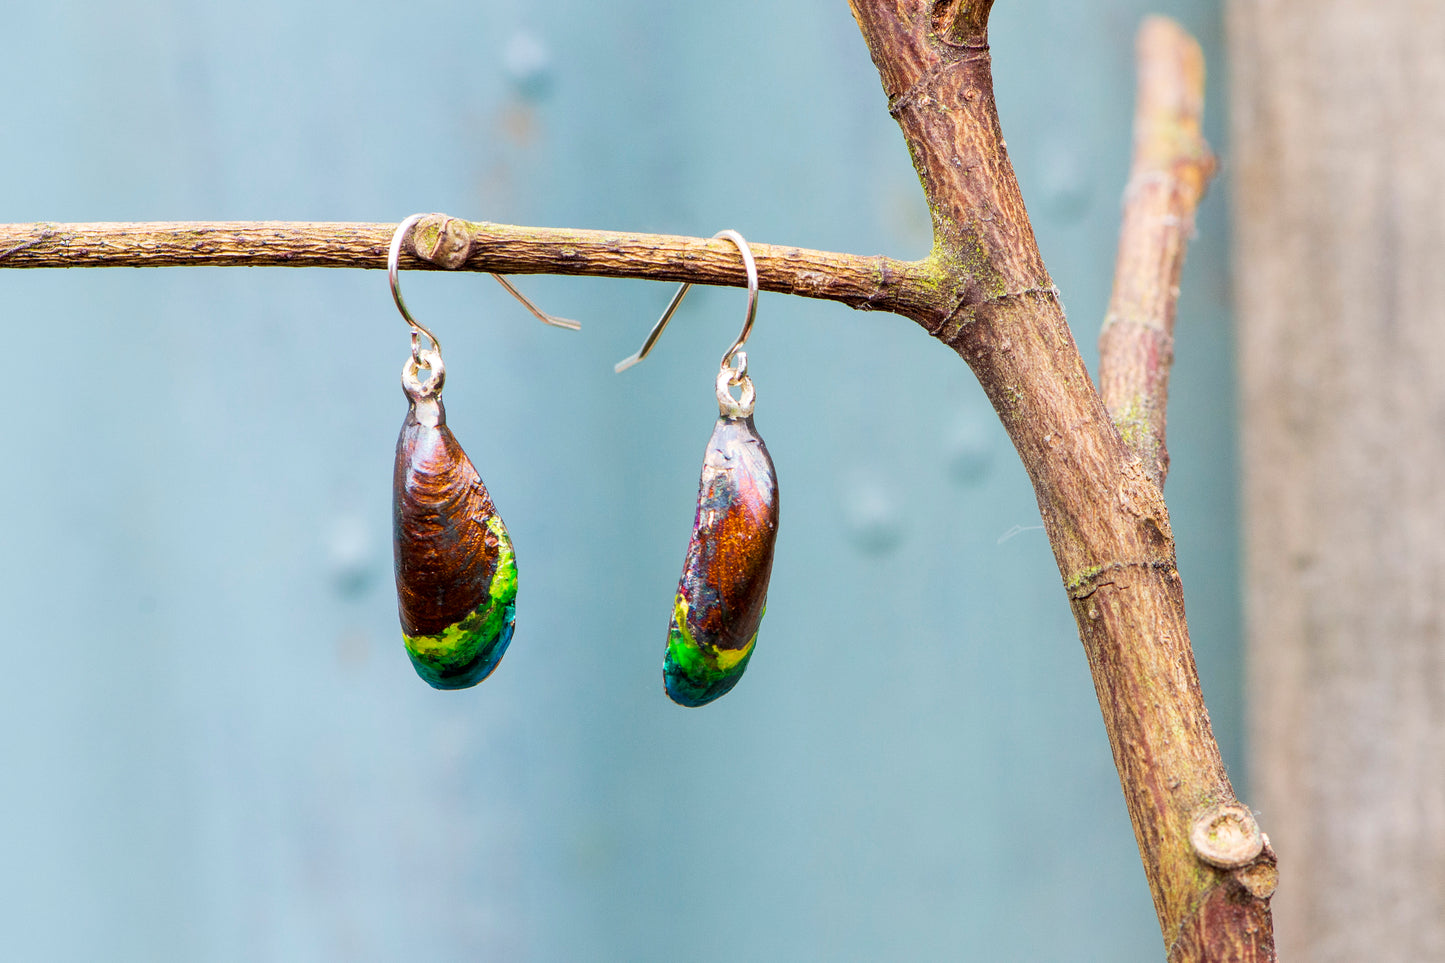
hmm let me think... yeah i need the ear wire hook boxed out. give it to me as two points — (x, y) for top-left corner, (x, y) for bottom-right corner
(491, 274), (581, 332)
(390, 214), (442, 364)
(614, 229), (758, 374)
(389, 213), (580, 366)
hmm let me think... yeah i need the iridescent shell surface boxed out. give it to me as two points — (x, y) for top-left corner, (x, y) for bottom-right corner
(665, 413), (778, 707)
(393, 396), (517, 689)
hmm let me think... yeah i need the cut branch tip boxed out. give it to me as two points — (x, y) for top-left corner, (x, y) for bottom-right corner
(1190, 803), (1264, 870)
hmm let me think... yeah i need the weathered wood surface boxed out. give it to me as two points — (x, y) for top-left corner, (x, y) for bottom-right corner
(1231, 1), (1445, 959)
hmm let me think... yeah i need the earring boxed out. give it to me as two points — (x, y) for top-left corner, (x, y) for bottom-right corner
(617, 230), (779, 707)
(388, 213), (577, 689)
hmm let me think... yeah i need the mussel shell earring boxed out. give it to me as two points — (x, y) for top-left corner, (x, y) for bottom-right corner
(388, 213), (578, 689)
(664, 353), (778, 706)
(616, 230), (780, 706)
(393, 346), (517, 689)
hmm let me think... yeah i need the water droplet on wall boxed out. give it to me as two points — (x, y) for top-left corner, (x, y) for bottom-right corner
(842, 478), (904, 556)
(327, 512), (376, 597)
(1037, 138), (1092, 224)
(945, 411), (996, 485)
(503, 31), (554, 100)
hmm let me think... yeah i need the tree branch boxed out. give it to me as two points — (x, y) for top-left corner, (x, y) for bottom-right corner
(1099, 17), (1217, 487)
(0, 218), (943, 321)
(849, 2), (1273, 958)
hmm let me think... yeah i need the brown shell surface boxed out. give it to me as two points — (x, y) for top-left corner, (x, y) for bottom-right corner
(392, 400), (503, 637)
(679, 415), (779, 650)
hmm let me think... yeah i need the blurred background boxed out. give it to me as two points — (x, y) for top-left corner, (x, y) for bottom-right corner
(0, 2), (1235, 960)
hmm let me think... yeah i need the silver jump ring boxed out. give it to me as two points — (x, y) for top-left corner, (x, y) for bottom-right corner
(402, 348), (445, 401)
(716, 350), (756, 418)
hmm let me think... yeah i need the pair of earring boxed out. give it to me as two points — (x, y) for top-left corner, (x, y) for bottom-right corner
(387, 218), (778, 708)
(388, 214), (578, 689)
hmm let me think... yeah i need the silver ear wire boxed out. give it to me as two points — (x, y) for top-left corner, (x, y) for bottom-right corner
(614, 229), (758, 373)
(389, 213), (580, 366)
(390, 214), (441, 364)
(490, 274), (581, 331)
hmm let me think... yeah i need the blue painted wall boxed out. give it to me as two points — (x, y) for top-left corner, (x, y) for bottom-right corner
(0, 2), (1236, 959)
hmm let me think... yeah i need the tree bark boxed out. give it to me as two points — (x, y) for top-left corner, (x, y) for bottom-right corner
(1230, 2), (1445, 960)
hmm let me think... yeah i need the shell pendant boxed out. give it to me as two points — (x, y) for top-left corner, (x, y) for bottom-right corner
(664, 412), (779, 707)
(393, 377), (517, 690)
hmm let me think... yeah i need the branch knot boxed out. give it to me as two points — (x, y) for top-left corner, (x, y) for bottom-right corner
(1190, 803), (1264, 870)
(410, 214), (476, 269)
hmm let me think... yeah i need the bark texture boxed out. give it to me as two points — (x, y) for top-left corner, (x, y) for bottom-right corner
(1230, 3), (1445, 960)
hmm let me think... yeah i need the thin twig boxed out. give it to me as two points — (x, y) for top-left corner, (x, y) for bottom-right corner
(1098, 17), (1217, 487)
(0, 219), (943, 322)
